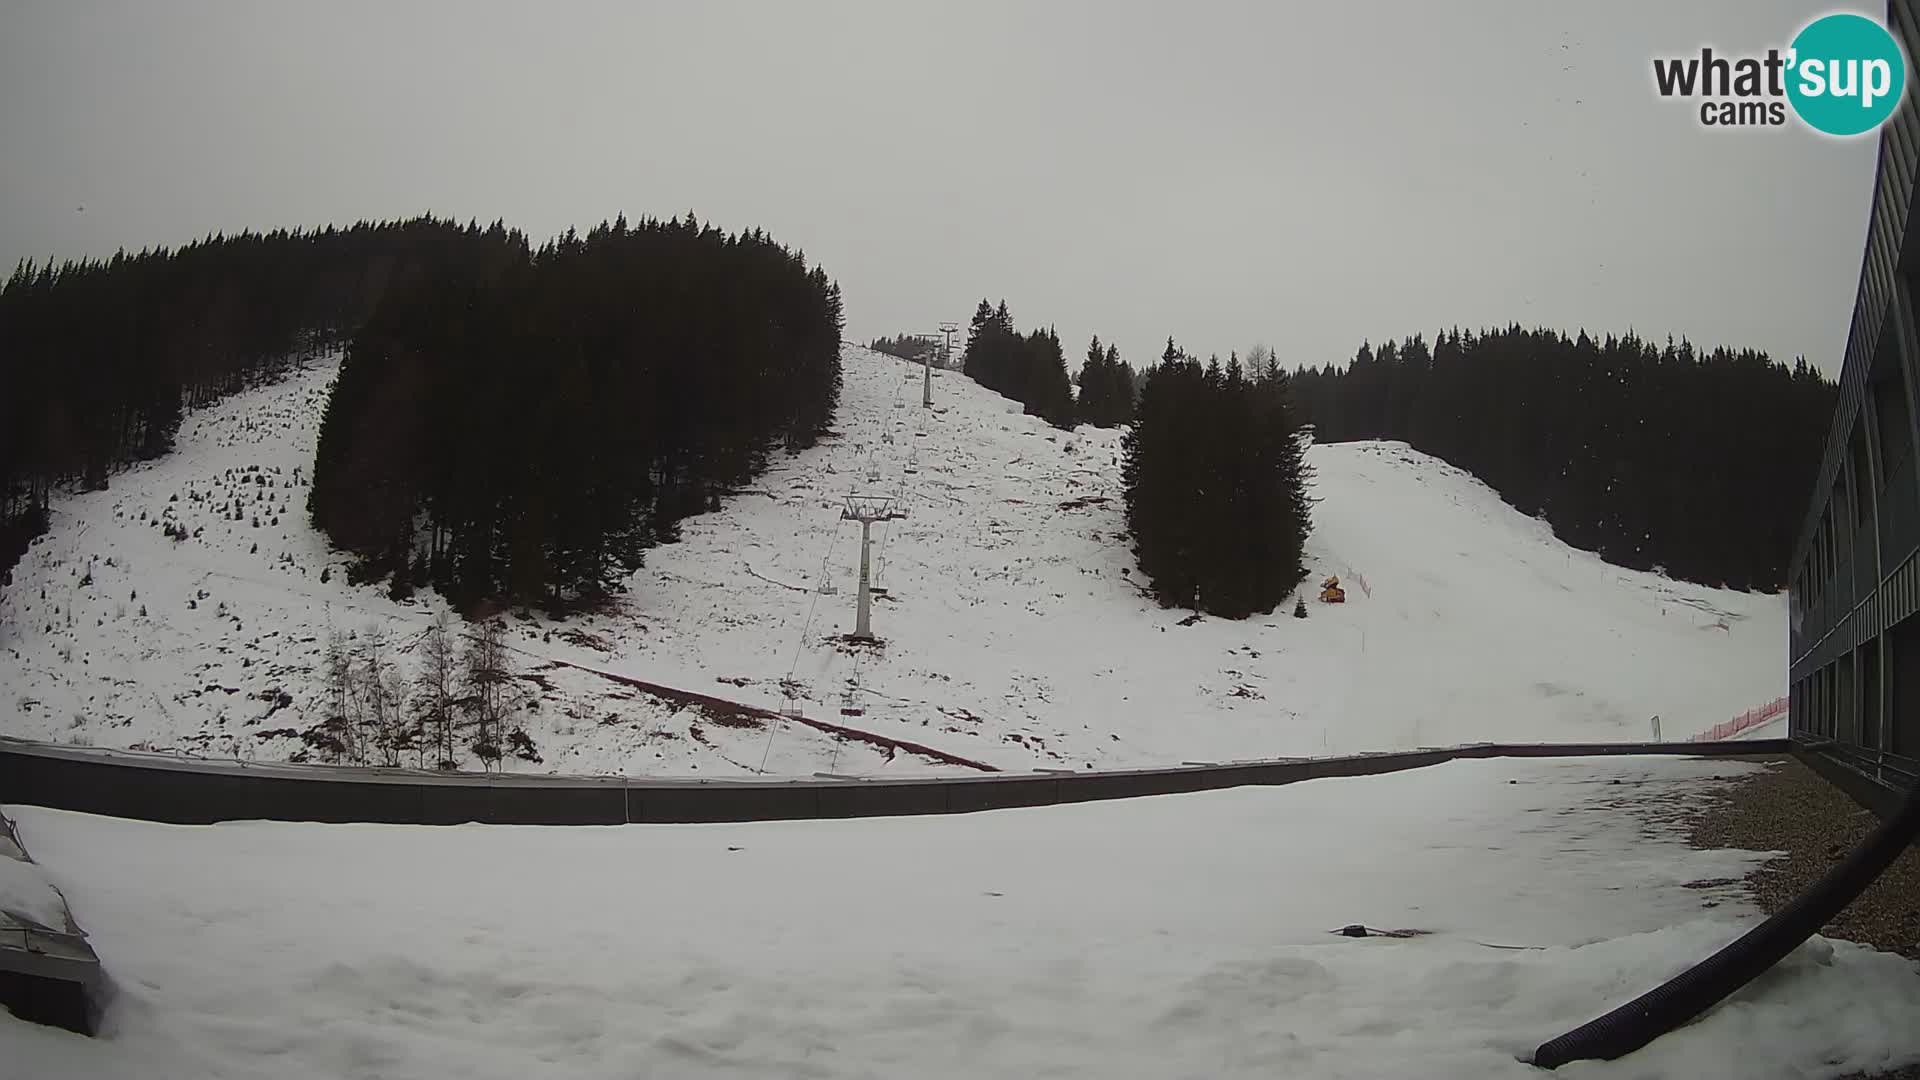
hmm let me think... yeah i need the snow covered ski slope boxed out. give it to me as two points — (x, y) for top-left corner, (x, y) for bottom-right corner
(0, 346), (1784, 776)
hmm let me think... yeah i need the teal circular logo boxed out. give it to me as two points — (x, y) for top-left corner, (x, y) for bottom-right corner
(1786, 13), (1906, 136)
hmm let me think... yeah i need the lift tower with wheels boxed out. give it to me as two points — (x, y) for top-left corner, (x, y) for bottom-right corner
(841, 494), (900, 641)
(931, 322), (959, 407)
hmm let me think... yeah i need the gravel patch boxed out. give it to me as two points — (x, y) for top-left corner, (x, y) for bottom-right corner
(1687, 756), (1920, 961)
(1684, 755), (1920, 1080)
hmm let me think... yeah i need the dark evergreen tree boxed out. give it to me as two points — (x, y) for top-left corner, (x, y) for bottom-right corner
(960, 300), (1076, 429)
(0, 216), (527, 598)
(308, 214), (844, 610)
(1076, 335), (1137, 427)
(1290, 325), (1837, 590)
(1123, 339), (1312, 617)
(1027, 326), (1076, 428)
(869, 333), (953, 368)
(1111, 346), (1137, 416)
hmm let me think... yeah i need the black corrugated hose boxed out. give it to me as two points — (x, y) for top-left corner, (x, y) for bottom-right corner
(1531, 777), (1920, 1069)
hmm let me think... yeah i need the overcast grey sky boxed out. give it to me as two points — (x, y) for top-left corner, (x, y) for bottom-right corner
(0, 1), (1882, 374)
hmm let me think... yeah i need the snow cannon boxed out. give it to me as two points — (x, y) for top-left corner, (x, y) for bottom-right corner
(1319, 575), (1346, 604)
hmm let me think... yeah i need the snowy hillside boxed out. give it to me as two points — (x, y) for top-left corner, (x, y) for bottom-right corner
(0, 346), (1785, 776)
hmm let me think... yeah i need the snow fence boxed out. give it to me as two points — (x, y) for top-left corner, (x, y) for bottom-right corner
(1688, 697), (1789, 743)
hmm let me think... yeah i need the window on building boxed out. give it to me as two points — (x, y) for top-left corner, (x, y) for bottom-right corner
(1827, 662), (1840, 738)
(1824, 508), (1837, 583)
(1889, 614), (1920, 757)
(1860, 642), (1881, 750)
(1833, 482), (1852, 584)
(1814, 666), (1828, 737)
(1808, 545), (1821, 610)
(1872, 350), (1914, 489)
(1853, 425), (1875, 529)
(1839, 655), (1856, 743)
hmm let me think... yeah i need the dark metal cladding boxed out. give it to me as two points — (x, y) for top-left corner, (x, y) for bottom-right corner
(1789, 0), (1920, 810)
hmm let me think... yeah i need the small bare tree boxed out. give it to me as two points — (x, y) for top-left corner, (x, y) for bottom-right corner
(1243, 342), (1285, 383)
(356, 623), (403, 766)
(382, 660), (413, 766)
(321, 627), (359, 763)
(460, 619), (514, 771)
(414, 614), (459, 770)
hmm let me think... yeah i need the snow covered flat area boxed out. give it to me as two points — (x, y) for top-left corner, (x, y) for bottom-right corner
(0, 346), (1784, 776)
(6, 756), (1917, 1079)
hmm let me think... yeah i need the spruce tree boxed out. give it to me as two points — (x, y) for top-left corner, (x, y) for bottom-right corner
(1122, 339), (1312, 617)
(1076, 336), (1136, 427)
(1077, 334), (1107, 425)
(1108, 345), (1136, 423)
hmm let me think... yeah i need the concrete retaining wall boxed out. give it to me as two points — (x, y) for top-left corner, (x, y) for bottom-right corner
(0, 735), (1789, 826)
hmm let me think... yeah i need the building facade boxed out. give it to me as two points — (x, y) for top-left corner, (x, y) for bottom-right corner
(1789, 0), (1920, 798)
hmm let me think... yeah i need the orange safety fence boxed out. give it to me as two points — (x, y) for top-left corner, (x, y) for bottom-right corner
(1686, 695), (1789, 742)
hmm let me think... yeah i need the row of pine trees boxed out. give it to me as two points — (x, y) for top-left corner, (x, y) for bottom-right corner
(0, 217), (529, 594)
(1289, 327), (1837, 591)
(868, 333), (957, 369)
(962, 300), (1077, 428)
(959, 301), (1144, 429)
(308, 214), (844, 610)
(882, 317), (1138, 428)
